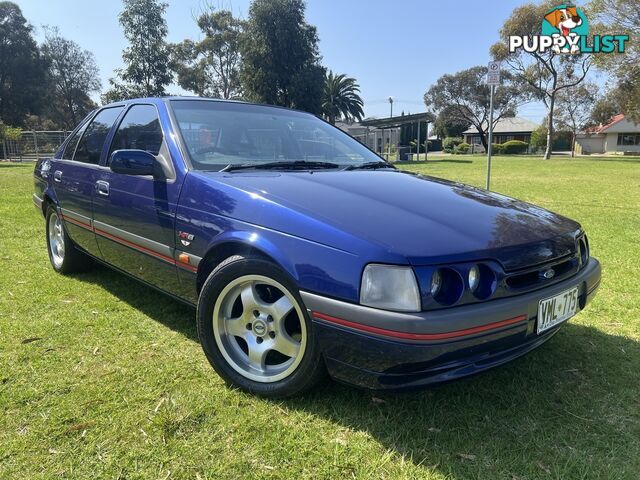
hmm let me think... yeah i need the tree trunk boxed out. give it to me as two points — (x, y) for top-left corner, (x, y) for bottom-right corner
(544, 93), (555, 160)
(478, 128), (488, 150)
(571, 130), (576, 158)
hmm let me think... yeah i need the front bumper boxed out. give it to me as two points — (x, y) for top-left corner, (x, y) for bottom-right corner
(301, 257), (601, 390)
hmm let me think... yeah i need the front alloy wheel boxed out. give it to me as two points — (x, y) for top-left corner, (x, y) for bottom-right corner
(213, 275), (306, 383)
(197, 255), (325, 397)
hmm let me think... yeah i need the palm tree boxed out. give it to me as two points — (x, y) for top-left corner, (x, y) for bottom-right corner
(322, 71), (365, 124)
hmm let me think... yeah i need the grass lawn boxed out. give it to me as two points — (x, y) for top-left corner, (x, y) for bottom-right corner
(1, 156), (639, 479)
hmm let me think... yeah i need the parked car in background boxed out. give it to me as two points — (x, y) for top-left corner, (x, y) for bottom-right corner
(33, 97), (601, 397)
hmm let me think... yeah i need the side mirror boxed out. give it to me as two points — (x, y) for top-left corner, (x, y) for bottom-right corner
(110, 149), (156, 176)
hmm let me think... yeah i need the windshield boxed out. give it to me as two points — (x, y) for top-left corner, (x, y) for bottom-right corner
(170, 100), (382, 170)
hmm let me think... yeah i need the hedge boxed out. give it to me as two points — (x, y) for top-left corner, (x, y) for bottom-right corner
(502, 140), (529, 154)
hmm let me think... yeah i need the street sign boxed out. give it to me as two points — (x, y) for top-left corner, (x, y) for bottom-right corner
(487, 61), (501, 85)
(486, 61), (500, 190)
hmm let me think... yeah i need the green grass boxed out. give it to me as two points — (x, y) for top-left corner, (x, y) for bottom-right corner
(1, 156), (639, 479)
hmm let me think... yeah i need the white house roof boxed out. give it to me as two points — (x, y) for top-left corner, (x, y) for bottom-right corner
(586, 114), (640, 134)
(463, 117), (538, 134)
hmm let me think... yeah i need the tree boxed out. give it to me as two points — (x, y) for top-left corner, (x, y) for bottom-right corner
(555, 82), (598, 157)
(41, 27), (100, 129)
(424, 66), (526, 150)
(588, 0), (639, 121)
(103, 0), (171, 102)
(321, 71), (364, 124)
(530, 124), (548, 151)
(491, 1), (592, 159)
(433, 105), (471, 138)
(171, 9), (244, 99)
(240, 0), (325, 114)
(587, 94), (619, 127)
(0, 2), (47, 126)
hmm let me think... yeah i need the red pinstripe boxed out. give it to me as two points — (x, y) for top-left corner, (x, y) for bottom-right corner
(60, 214), (197, 273)
(312, 311), (528, 341)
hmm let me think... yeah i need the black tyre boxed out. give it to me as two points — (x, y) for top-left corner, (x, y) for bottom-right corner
(197, 255), (326, 397)
(45, 205), (92, 274)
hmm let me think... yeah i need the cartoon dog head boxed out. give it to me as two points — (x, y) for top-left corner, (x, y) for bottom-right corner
(545, 6), (583, 36)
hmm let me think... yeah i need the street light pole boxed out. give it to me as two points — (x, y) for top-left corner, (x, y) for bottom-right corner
(486, 85), (495, 190)
(388, 97), (394, 118)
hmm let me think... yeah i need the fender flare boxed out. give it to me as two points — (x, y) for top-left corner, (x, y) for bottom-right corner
(201, 230), (299, 282)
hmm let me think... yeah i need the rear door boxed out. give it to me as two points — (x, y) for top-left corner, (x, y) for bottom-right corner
(51, 107), (124, 257)
(92, 103), (184, 295)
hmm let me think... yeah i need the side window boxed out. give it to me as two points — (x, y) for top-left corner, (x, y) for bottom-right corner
(108, 105), (163, 164)
(73, 107), (123, 164)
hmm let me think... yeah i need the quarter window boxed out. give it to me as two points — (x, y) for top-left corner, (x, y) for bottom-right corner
(73, 107), (124, 164)
(61, 122), (88, 160)
(108, 105), (164, 163)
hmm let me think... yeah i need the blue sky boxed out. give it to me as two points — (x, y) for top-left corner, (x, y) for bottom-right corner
(17, 0), (567, 122)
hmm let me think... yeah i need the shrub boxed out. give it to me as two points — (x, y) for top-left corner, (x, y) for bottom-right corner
(491, 143), (505, 154)
(530, 125), (547, 151)
(0, 122), (22, 141)
(454, 142), (470, 154)
(443, 136), (463, 153)
(502, 140), (529, 154)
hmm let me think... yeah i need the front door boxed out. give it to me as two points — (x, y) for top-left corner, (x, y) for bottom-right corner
(92, 104), (184, 295)
(52, 107), (124, 257)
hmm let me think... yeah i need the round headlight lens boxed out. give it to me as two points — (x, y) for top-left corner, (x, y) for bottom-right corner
(468, 265), (480, 292)
(430, 269), (442, 297)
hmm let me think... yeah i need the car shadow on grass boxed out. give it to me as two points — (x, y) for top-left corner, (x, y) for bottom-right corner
(285, 324), (639, 478)
(76, 263), (198, 339)
(75, 265), (639, 478)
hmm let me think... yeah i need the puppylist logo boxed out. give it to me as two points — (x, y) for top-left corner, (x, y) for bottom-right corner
(509, 4), (629, 55)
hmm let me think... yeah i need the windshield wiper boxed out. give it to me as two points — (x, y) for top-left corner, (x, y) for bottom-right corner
(342, 161), (395, 171)
(220, 160), (342, 172)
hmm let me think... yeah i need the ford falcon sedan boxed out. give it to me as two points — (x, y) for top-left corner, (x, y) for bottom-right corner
(33, 97), (601, 397)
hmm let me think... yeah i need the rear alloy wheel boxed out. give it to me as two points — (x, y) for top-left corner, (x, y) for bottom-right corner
(197, 256), (325, 397)
(45, 206), (91, 274)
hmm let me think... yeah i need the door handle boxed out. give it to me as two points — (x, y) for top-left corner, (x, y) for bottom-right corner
(95, 180), (110, 196)
(53, 170), (62, 183)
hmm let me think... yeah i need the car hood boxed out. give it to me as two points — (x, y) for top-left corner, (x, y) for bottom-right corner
(201, 170), (580, 271)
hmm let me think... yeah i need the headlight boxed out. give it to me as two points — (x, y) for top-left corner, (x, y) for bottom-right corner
(360, 264), (421, 312)
(468, 265), (480, 292)
(430, 269), (442, 296)
(579, 234), (589, 266)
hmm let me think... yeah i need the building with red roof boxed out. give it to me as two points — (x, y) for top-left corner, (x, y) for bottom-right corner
(577, 114), (640, 155)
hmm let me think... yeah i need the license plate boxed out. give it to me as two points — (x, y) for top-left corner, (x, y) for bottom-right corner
(537, 286), (579, 334)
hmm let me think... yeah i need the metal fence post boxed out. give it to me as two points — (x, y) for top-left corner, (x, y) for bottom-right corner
(32, 130), (39, 160)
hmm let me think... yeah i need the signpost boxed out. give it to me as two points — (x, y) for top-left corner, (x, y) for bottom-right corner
(486, 61), (501, 190)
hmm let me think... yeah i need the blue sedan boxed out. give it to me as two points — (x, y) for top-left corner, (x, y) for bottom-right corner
(33, 97), (601, 397)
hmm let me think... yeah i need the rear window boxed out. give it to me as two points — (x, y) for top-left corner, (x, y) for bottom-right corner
(73, 107), (123, 164)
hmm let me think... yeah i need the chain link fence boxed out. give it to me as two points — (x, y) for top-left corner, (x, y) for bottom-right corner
(1, 131), (71, 162)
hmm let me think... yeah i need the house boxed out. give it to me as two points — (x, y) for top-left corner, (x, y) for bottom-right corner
(576, 114), (640, 155)
(463, 117), (538, 147)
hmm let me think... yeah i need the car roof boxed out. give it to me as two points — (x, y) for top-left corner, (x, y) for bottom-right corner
(100, 96), (315, 117)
